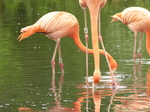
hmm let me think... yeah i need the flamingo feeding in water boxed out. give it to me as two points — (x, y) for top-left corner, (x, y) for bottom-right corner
(79, 0), (118, 87)
(111, 7), (150, 60)
(18, 11), (118, 84)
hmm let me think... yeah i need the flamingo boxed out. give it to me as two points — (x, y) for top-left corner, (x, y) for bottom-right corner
(111, 7), (150, 60)
(17, 11), (117, 82)
(79, 0), (118, 87)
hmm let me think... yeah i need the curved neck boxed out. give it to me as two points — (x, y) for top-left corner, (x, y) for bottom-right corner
(70, 29), (118, 71)
(71, 29), (112, 59)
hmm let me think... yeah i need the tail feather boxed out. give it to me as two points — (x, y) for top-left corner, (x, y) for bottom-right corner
(18, 25), (39, 41)
(146, 32), (150, 55)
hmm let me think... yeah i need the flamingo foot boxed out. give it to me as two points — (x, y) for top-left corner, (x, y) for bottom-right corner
(111, 81), (119, 89)
(86, 81), (89, 88)
(110, 73), (119, 89)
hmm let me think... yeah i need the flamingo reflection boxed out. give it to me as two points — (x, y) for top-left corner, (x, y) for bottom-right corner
(18, 88), (101, 112)
(18, 74), (120, 112)
(113, 61), (150, 111)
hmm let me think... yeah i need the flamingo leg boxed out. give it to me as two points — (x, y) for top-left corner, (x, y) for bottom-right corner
(51, 39), (60, 75)
(133, 32), (138, 61)
(137, 32), (143, 61)
(58, 41), (64, 75)
(83, 8), (89, 87)
(98, 35), (118, 86)
(98, 13), (118, 87)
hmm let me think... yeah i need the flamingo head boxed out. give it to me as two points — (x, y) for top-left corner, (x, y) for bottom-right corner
(111, 13), (123, 23)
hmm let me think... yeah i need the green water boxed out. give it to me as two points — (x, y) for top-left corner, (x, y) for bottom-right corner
(0, 0), (150, 112)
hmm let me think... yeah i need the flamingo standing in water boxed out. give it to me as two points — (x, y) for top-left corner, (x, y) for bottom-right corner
(79, 0), (118, 87)
(18, 11), (117, 83)
(111, 7), (150, 60)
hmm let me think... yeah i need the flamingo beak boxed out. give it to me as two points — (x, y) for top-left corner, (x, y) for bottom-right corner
(17, 34), (23, 42)
(110, 16), (117, 23)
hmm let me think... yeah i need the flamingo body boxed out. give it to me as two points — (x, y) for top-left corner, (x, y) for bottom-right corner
(18, 12), (77, 41)
(18, 11), (118, 81)
(111, 7), (150, 55)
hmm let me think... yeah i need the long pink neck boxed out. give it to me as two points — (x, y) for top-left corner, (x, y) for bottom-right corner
(70, 25), (118, 72)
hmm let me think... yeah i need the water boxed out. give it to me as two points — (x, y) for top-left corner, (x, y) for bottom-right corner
(1, 0), (150, 112)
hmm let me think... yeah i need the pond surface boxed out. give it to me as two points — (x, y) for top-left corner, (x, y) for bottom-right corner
(1, 0), (150, 112)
